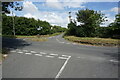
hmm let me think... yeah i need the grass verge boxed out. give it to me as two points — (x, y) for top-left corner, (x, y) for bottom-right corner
(64, 36), (120, 47)
(49, 33), (62, 36)
(27, 38), (47, 42)
(2, 33), (62, 42)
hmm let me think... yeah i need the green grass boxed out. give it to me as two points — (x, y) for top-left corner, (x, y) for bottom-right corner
(49, 33), (62, 36)
(64, 36), (120, 47)
(2, 33), (62, 38)
(16, 35), (37, 38)
(2, 33), (62, 42)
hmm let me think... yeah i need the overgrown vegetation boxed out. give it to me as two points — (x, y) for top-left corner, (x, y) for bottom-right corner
(2, 14), (66, 36)
(64, 36), (119, 46)
(65, 9), (120, 39)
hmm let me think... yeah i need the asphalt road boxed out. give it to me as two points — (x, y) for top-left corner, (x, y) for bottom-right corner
(2, 34), (119, 78)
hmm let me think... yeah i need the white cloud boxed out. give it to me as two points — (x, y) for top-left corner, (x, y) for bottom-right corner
(46, 0), (63, 9)
(22, 1), (69, 28)
(23, 1), (39, 14)
(24, 13), (38, 20)
(101, 15), (115, 26)
(45, 0), (85, 9)
(102, 7), (119, 14)
(110, 7), (119, 13)
(24, 0), (120, 2)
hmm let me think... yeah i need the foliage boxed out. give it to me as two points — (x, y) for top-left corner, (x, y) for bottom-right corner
(66, 9), (106, 37)
(65, 21), (77, 36)
(2, 14), (66, 35)
(66, 9), (119, 39)
(2, 2), (23, 14)
(105, 14), (120, 39)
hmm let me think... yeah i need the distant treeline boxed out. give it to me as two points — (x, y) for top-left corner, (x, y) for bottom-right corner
(2, 14), (66, 35)
(65, 9), (120, 39)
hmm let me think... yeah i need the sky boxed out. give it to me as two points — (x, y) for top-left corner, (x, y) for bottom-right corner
(7, 0), (120, 28)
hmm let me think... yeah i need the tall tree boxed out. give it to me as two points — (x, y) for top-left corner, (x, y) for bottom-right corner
(76, 9), (106, 37)
(108, 14), (120, 38)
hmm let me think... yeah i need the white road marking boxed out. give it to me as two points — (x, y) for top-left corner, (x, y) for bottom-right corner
(56, 38), (66, 44)
(25, 53), (32, 55)
(30, 51), (37, 53)
(18, 52), (23, 54)
(62, 55), (69, 57)
(109, 60), (119, 63)
(35, 54), (42, 56)
(40, 52), (47, 54)
(55, 56), (71, 79)
(58, 57), (68, 60)
(23, 50), (28, 52)
(50, 53), (58, 56)
(45, 55), (54, 58)
(10, 50), (16, 52)
(73, 43), (77, 45)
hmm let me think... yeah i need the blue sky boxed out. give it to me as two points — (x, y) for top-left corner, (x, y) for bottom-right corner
(7, 0), (120, 28)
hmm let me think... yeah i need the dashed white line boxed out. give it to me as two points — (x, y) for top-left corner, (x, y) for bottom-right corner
(18, 52), (23, 54)
(62, 55), (69, 57)
(30, 51), (37, 53)
(50, 53), (58, 56)
(55, 56), (71, 79)
(25, 53), (32, 55)
(45, 55), (54, 58)
(40, 52), (47, 54)
(58, 57), (68, 60)
(23, 50), (28, 52)
(35, 54), (42, 56)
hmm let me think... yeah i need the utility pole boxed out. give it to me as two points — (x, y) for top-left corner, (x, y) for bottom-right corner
(12, 11), (15, 36)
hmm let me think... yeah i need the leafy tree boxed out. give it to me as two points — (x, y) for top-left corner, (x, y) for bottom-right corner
(76, 9), (106, 37)
(107, 14), (120, 38)
(2, 14), (65, 35)
(66, 21), (77, 36)
(2, 1), (23, 14)
(2, 14), (13, 35)
(51, 25), (66, 34)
